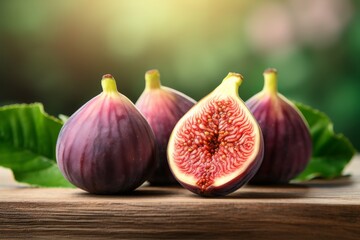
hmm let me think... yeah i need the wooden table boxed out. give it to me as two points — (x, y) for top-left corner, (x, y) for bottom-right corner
(1, 156), (359, 239)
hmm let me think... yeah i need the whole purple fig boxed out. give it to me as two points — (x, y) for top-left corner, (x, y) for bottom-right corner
(56, 74), (156, 194)
(136, 69), (196, 185)
(246, 68), (312, 184)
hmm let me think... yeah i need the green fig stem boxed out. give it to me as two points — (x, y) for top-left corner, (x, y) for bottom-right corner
(263, 68), (278, 95)
(216, 72), (243, 96)
(101, 74), (118, 93)
(145, 69), (161, 90)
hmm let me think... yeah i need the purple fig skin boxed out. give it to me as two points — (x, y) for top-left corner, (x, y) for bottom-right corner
(136, 69), (196, 185)
(56, 74), (157, 194)
(246, 68), (312, 184)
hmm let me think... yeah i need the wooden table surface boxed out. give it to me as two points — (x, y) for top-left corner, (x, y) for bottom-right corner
(1, 156), (359, 239)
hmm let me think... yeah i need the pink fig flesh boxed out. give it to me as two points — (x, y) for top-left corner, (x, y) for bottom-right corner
(168, 73), (264, 197)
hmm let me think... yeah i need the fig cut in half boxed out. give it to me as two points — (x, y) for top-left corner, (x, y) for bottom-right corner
(167, 73), (264, 197)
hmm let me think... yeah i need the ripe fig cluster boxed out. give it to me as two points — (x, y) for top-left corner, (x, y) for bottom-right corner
(56, 68), (312, 196)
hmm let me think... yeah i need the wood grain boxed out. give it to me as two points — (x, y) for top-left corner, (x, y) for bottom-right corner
(0, 157), (359, 239)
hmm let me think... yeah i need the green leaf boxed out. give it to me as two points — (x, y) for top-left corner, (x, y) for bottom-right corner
(0, 103), (73, 187)
(294, 102), (357, 181)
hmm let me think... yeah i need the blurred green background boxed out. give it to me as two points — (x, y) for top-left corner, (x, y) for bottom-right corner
(0, 0), (359, 149)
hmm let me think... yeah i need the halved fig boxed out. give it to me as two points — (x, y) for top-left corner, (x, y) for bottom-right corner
(167, 73), (264, 197)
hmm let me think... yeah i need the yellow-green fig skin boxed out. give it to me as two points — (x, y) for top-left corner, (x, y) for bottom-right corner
(56, 74), (157, 194)
(136, 70), (196, 185)
(246, 68), (312, 184)
(167, 73), (264, 197)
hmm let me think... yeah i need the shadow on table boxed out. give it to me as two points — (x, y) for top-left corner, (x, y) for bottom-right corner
(229, 184), (309, 199)
(294, 175), (354, 188)
(71, 175), (355, 199)
(221, 176), (354, 199)
(72, 184), (184, 198)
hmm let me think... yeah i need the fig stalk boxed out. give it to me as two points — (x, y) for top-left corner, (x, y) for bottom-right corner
(101, 74), (118, 93)
(263, 69), (277, 94)
(145, 70), (161, 89)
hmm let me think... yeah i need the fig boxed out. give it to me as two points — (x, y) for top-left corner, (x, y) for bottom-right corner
(167, 73), (264, 197)
(136, 69), (196, 185)
(56, 74), (156, 194)
(246, 68), (312, 184)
